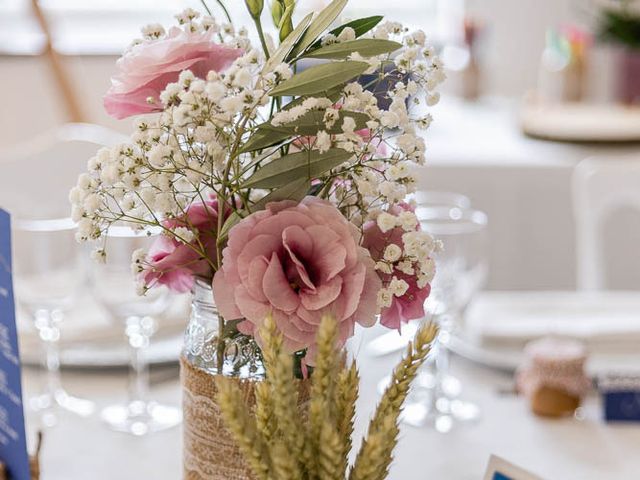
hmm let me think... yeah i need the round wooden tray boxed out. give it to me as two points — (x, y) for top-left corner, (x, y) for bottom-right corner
(521, 101), (640, 143)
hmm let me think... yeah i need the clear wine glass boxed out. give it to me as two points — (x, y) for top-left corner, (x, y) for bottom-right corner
(12, 217), (95, 427)
(412, 191), (471, 210)
(401, 206), (488, 431)
(90, 226), (181, 436)
(367, 191), (472, 357)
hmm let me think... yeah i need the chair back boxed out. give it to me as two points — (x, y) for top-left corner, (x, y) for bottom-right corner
(0, 123), (126, 220)
(573, 155), (640, 290)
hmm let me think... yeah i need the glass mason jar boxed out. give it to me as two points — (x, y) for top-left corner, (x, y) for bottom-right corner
(183, 277), (264, 379)
(182, 278), (264, 480)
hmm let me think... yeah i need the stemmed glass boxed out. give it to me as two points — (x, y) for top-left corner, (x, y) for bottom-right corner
(367, 191), (471, 357)
(90, 227), (181, 435)
(12, 217), (95, 427)
(411, 191), (471, 211)
(401, 206), (488, 431)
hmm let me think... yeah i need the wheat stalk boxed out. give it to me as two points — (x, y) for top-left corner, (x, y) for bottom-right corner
(349, 323), (438, 480)
(217, 376), (272, 480)
(217, 316), (438, 480)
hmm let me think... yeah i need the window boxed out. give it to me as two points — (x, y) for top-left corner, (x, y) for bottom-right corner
(0, 0), (462, 55)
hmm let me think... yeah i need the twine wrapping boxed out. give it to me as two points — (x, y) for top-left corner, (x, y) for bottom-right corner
(181, 356), (309, 480)
(181, 356), (257, 480)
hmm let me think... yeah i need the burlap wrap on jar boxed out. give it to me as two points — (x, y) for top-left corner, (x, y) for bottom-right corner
(181, 356), (309, 480)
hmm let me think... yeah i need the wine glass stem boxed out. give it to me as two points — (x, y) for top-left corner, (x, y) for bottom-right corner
(126, 316), (150, 406)
(35, 309), (63, 400)
(434, 314), (452, 401)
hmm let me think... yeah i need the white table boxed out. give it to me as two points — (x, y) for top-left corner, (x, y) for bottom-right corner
(23, 323), (640, 480)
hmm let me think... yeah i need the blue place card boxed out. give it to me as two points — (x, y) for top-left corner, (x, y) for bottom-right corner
(0, 209), (31, 479)
(484, 455), (542, 480)
(600, 374), (640, 422)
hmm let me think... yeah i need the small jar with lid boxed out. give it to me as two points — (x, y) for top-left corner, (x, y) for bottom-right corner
(517, 338), (591, 417)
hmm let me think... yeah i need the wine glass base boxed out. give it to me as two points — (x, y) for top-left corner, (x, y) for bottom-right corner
(401, 397), (481, 431)
(377, 372), (461, 398)
(101, 401), (182, 436)
(30, 389), (95, 426)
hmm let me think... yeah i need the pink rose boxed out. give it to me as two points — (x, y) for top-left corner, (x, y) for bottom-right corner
(363, 202), (431, 330)
(213, 196), (381, 360)
(104, 27), (242, 119)
(142, 195), (225, 293)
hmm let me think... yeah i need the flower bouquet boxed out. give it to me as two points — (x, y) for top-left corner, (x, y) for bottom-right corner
(71, 0), (444, 477)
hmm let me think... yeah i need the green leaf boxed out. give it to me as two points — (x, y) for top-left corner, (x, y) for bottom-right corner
(249, 178), (310, 212)
(262, 109), (370, 136)
(312, 15), (384, 49)
(239, 129), (292, 154)
(219, 179), (311, 242)
(280, 85), (344, 111)
(269, 61), (369, 97)
(243, 148), (352, 188)
(222, 318), (244, 338)
(288, 0), (348, 59)
(302, 39), (401, 59)
(264, 12), (313, 73)
(218, 211), (243, 242)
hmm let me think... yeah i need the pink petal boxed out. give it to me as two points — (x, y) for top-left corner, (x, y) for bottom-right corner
(236, 234), (281, 283)
(263, 253), (299, 313)
(251, 210), (314, 238)
(334, 263), (366, 321)
(296, 305), (325, 326)
(235, 285), (270, 324)
(300, 276), (343, 311)
(246, 256), (269, 302)
(213, 269), (242, 320)
(353, 253), (382, 328)
(282, 225), (315, 290)
(306, 225), (346, 282)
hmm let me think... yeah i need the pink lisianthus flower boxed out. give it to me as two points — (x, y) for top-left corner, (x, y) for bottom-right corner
(142, 195), (225, 293)
(213, 196), (381, 362)
(104, 27), (242, 119)
(363, 202), (432, 330)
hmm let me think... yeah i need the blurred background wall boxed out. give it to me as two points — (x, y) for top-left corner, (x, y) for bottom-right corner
(0, 0), (609, 146)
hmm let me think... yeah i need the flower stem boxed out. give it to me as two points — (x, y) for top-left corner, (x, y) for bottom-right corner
(199, 0), (212, 15)
(253, 17), (271, 60)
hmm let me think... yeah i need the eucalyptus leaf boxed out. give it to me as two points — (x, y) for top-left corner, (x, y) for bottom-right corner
(222, 318), (244, 338)
(269, 61), (369, 97)
(281, 85), (344, 111)
(218, 211), (243, 241)
(264, 12), (313, 73)
(302, 39), (402, 59)
(288, 0), (348, 59)
(239, 128), (291, 154)
(309, 15), (384, 50)
(249, 177), (310, 211)
(243, 148), (352, 188)
(219, 179), (311, 242)
(262, 109), (370, 136)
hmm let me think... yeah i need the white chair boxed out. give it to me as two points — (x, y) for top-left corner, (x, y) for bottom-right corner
(573, 155), (640, 291)
(0, 123), (127, 220)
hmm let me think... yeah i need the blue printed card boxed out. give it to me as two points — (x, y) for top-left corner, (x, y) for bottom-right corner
(484, 455), (543, 480)
(0, 209), (31, 479)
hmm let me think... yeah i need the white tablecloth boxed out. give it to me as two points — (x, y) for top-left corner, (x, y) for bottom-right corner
(23, 324), (640, 480)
